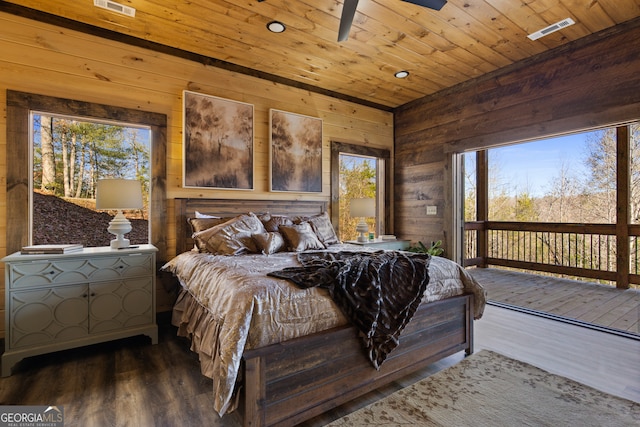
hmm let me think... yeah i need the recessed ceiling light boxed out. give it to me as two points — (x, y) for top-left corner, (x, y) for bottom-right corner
(267, 21), (286, 33)
(394, 71), (409, 79)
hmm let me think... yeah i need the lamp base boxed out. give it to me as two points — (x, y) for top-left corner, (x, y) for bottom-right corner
(107, 210), (132, 249)
(355, 219), (369, 243)
(110, 237), (131, 249)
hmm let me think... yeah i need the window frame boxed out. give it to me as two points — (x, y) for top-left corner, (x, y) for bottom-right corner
(330, 141), (391, 239)
(6, 90), (167, 261)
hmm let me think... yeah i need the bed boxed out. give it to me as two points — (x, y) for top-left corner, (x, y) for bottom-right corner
(165, 198), (486, 427)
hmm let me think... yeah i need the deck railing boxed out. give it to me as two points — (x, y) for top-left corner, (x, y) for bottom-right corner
(464, 221), (640, 288)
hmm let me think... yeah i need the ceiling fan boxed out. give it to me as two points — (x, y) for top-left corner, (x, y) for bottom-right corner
(338, 0), (447, 42)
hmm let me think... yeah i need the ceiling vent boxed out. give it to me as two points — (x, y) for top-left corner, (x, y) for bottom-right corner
(94, 0), (136, 17)
(527, 18), (575, 40)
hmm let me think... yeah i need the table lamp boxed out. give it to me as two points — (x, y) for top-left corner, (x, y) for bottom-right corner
(350, 198), (375, 242)
(96, 179), (143, 249)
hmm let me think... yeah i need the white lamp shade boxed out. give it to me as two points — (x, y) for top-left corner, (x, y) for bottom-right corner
(350, 198), (375, 218)
(96, 179), (143, 210)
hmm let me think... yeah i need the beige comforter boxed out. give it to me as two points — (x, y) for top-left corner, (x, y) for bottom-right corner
(162, 244), (485, 416)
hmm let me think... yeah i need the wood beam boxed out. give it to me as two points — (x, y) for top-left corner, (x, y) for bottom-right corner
(476, 150), (488, 268)
(616, 125), (630, 289)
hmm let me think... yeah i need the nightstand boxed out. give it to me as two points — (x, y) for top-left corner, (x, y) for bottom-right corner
(1, 244), (158, 376)
(345, 239), (411, 251)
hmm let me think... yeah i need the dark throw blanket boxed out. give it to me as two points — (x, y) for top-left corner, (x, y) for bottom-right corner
(268, 250), (431, 369)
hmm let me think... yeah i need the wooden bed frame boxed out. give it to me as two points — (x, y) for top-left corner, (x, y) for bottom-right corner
(174, 198), (474, 427)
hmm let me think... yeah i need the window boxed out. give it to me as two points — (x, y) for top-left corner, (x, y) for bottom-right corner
(32, 113), (151, 247)
(629, 123), (639, 225)
(6, 91), (167, 260)
(462, 121), (639, 288)
(463, 151), (477, 222)
(330, 141), (390, 241)
(481, 126), (637, 224)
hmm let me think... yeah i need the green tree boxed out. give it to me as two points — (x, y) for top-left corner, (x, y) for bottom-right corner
(339, 155), (376, 241)
(33, 116), (150, 199)
(515, 192), (538, 221)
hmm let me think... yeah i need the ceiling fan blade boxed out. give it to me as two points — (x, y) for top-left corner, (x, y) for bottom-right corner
(338, 0), (359, 42)
(401, 0), (447, 11)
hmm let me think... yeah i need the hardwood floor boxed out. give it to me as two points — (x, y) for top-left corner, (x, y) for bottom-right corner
(0, 317), (231, 427)
(1, 306), (638, 426)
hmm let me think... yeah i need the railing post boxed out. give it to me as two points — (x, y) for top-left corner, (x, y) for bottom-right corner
(477, 150), (489, 268)
(616, 126), (630, 289)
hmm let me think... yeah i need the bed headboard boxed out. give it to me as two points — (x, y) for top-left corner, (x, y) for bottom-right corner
(174, 198), (328, 254)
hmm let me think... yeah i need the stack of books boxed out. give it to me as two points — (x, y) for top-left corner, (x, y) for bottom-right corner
(21, 244), (84, 255)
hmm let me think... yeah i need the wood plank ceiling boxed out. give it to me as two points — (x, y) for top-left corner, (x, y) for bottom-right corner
(2, 0), (639, 109)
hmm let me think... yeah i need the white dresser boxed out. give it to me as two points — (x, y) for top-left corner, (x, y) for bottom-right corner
(2, 244), (158, 376)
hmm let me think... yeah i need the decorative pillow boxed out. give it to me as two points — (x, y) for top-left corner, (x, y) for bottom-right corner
(279, 222), (326, 252)
(291, 215), (310, 224)
(188, 217), (229, 233)
(188, 217), (231, 251)
(193, 213), (266, 255)
(253, 232), (286, 255)
(262, 215), (294, 232)
(307, 211), (340, 246)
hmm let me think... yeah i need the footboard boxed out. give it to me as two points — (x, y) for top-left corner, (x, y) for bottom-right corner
(241, 293), (474, 427)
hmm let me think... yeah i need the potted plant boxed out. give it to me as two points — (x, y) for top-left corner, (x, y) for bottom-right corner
(408, 240), (444, 256)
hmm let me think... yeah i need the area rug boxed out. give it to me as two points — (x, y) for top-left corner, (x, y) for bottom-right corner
(327, 350), (640, 426)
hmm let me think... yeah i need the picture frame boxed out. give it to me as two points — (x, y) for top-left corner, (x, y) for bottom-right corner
(269, 109), (323, 192)
(183, 90), (254, 190)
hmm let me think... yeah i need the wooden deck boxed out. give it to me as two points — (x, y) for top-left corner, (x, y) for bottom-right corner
(467, 268), (640, 338)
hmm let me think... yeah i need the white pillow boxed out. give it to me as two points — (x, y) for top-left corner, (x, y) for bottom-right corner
(195, 211), (218, 219)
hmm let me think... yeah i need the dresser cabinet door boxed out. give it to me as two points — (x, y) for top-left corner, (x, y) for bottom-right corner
(9, 285), (89, 348)
(89, 277), (154, 334)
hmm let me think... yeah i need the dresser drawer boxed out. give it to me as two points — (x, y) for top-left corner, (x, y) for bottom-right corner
(7, 253), (154, 289)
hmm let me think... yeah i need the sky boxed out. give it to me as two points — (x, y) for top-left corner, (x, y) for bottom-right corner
(467, 131), (595, 197)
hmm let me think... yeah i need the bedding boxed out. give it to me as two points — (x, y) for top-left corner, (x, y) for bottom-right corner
(269, 250), (432, 369)
(162, 244), (485, 416)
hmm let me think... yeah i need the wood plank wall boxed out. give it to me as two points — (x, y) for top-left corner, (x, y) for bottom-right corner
(0, 12), (394, 337)
(393, 17), (640, 258)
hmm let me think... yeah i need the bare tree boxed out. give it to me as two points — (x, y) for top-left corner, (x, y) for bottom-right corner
(583, 128), (620, 224)
(630, 123), (640, 224)
(542, 160), (583, 222)
(40, 115), (55, 193)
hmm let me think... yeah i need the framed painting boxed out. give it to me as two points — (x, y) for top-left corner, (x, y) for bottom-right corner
(183, 90), (254, 189)
(269, 109), (323, 192)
